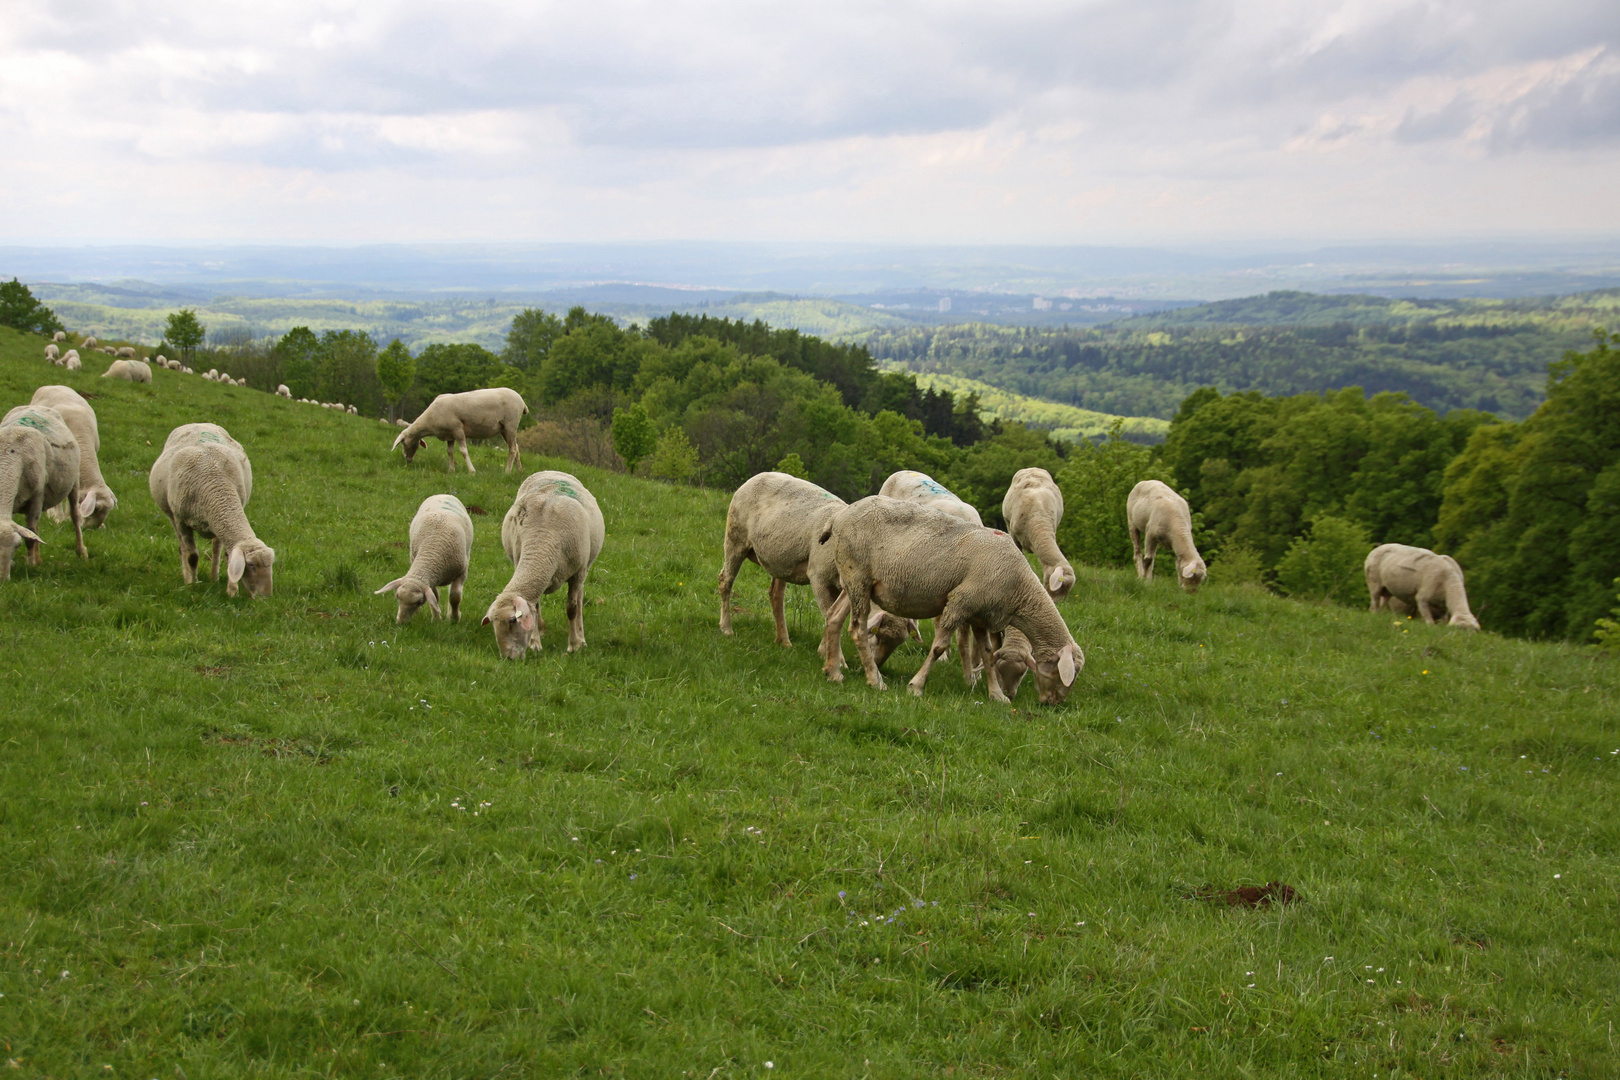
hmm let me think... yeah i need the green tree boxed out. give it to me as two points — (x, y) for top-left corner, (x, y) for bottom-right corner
(504, 309), (564, 372)
(611, 404), (656, 473)
(774, 453), (808, 478)
(316, 330), (380, 411)
(1594, 578), (1620, 653)
(648, 426), (701, 483)
(1274, 515), (1372, 605)
(0, 278), (64, 336)
(274, 326), (320, 398)
(415, 343), (504, 398)
(375, 340), (416, 421)
(164, 309), (206, 364)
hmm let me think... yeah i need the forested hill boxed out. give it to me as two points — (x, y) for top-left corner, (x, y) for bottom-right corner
(860, 288), (1620, 421)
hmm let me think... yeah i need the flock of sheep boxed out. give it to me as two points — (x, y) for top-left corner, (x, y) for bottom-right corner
(3, 367), (1480, 701)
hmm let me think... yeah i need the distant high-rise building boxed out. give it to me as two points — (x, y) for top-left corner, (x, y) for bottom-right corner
(1033, 296), (1053, 311)
(938, 296), (951, 313)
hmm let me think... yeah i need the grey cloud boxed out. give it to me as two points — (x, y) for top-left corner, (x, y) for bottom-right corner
(1394, 95), (1478, 143)
(1488, 57), (1620, 150)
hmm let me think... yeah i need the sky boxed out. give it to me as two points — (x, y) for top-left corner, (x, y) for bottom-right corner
(3, 0), (1619, 246)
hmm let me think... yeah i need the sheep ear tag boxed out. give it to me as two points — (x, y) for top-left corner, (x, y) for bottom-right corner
(375, 578), (406, 595)
(1182, 564), (1198, 579)
(227, 546), (247, 584)
(866, 608), (886, 631)
(515, 598), (536, 633)
(78, 490), (97, 518)
(1058, 646), (1077, 687)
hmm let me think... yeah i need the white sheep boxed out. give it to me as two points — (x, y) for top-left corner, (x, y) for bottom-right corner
(148, 423), (275, 597)
(878, 469), (983, 526)
(52, 331), (67, 343)
(393, 388), (528, 474)
(1365, 543), (1479, 629)
(987, 626), (1034, 701)
(181, 366), (193, 375)
(346, 405), (356, 415)
(64, 354), (81, 372)
(375, 494), (475, 624)
(1, 405), (91, 577)
(875, 468), (987, 677)
(31, 386), (116, 529)
(718, 471), (916, 667)
(394, 418), (407, 427)
(276, 384), (292, 398)
(1003, 467), (1075, 599)
(102, 358), (152, 383)
(81, 336), (98, 348)
(1126, 480), (1206, 593)
(154, 354), (167, 366)
(62, 349), (79, 365)
(116, 346), (136, 359)
(484, 471), (603, 658)
(44, 344), (59, 361)
(819, 496), (1083, 704)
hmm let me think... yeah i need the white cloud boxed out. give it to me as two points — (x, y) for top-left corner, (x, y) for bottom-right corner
(1, 0), (1618, 243)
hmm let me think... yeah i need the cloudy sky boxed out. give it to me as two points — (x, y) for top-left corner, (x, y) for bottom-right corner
(3, 0), (1618, 245)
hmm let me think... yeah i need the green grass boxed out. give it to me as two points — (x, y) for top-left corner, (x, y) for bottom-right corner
(3, 324), (1619, 1077)
(885, 365), (1170, 442)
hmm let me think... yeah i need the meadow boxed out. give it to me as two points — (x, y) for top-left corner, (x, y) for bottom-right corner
(2, 326), (1618, 1078)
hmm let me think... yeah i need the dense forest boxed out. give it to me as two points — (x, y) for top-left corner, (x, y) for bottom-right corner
(862, 289), (1620, 422)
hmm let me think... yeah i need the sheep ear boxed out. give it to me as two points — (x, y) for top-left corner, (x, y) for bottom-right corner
(391, 430), (408, 452)
(426, 588), (442, 618)
(1182, 564), (1197, 578)
(16, 526), (41, 543)
(908, 619), (923, 641)
(1058, 645), (1077, 687)
(1048, 566), (1065, 593)
(515, 597), (536, 633)
(227, 545), (247, 584)
(1024, 653), (1037, 673)
(375, 578), (406, 595)
(866, 608), (885, 631)
(78, 490), (97, 518)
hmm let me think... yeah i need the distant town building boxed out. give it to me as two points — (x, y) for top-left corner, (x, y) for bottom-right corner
(1032, 296), (1053, 311)
(938, 296), (951, 313)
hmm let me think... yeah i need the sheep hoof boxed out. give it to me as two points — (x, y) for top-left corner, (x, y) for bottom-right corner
(869, 675), (887, 691)
(826, 669), (844, 684)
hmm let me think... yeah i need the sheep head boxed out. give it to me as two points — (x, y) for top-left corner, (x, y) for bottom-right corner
(82, 486), (116, 530)
(1027, 642), (1082, 706)
(0, 523), (41, 580)
(993, 641), (1031, 701)
(1179, 557), (1208, 594)
(376, 577), (440, 624)
(483, 593), (542, 659)
(864, 609), (915, 669)
(392, 428), (424, 463)
(1046, 564), (1076, 600)
(226, 540), (275, 598)
(1449, 611), (1481, 631)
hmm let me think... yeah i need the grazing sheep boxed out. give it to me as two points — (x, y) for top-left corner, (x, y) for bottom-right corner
(148, 423), (274, 598)
(116, 346), (136, 359)
(1003, 467), (1075, 599)
(393, 387), (528, 474)
(346, 405), (356, 415)
(64, 354), (81, 372)
(987, 626), (1034, 701)
(819, 496), (1083, 704)
(878, 469), (983, 526)
(62, 349), (78, 365)
(276, 384), (292, 398)
(81, 336), (97, 348)
(44, 344), (59, 361)
(1126, 480), (1206, 593)
(154, 354), (167, 365)
(394, 418), (407, 427)
(718, 471), (916, 668)
(875, 468), (987, 677)
(101, 359), (152, 384)
(31, 386), (116, 529)
(102, 347), (116, 355)
(1, 405), (91, 575)
(1365, 543), (1480, 629)
(52, 331), (67, 343)
(181, 366), (193, 375)
(375, 494), (475, 624)
(484, 471), (603, 659)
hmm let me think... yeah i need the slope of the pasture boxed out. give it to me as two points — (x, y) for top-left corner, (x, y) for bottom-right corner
(1, 325), (1617, 1078)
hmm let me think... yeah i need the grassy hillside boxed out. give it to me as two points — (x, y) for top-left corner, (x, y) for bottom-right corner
(887, 366), (1170, 443)
(2, 324), (1618, 1076)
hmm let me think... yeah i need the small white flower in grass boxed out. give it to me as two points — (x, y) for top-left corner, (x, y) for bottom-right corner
(1377, 968), (1384, 972)
(60, 971), (69, 979)
(765, 1063), (773, 1070)
(1554, 874), (1561, 879)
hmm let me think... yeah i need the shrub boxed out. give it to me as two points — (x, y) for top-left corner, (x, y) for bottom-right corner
(774, 453), (808, 479)
(1274, 515), (1371, 605)
(648, 427), (701, 484)
(1210, 545), (1267, 588)
(1054, 423), (1175, 568)
(611, 404), (656, 474)
(0, 279), (64, 336)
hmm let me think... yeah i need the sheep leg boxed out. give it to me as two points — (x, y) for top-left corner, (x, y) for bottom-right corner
(978, 627), (1010, 704)
(175, 520), (199, 584)
(716, 543), (751, 635)
(21, 495), (44, 565)
(1130, 524), (1145, 578)
(815, 587), (850, 670)
(1141, 535), (1158, 582)
(210, 537), (223, 581)
(1416, 596), (1439, 625)
(458, 435), (476, 474)
(769, 577), (791, 646)
(565, 573), (587, 652)
(845, 587), (886, 690)
(449, 577), (464, 623)
(68, 484), (87, 560)
(503, 424), (521, 472)
(908, 612), (961, 697)
(821, 591), (853, 683)
(958, 623), (981, 688)
(445, 437), (457, 472)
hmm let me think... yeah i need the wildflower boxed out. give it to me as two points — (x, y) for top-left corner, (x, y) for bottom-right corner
(629, 874), (638, 880)
(60, 971), (69, 979)
(838, 891), (846, 899)
(765, 1063), (773, 1070)
(1554, 873), (1561, 879)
